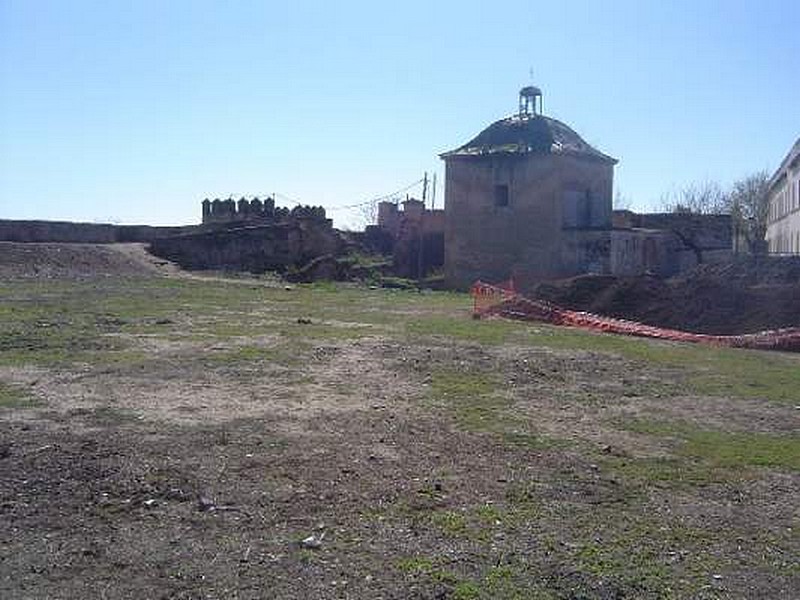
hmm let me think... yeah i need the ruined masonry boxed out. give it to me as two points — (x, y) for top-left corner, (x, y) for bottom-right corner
(149, 198), (342, 273)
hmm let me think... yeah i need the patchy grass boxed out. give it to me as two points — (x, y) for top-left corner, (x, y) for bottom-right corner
(407, 316), (521, 346)
(564, 515), (720, 597)
(426, 369), (559, 450)
(201, 343), (303, 368)
(517, 324), (800, 404)
(625, 419), (800, 472)
(0, 382), (38, 409)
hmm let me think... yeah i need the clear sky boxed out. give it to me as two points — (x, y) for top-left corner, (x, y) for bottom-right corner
(1, 0), (798, 228)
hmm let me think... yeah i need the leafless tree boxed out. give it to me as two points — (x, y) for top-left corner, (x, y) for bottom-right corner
(356, 199), (379, 228)
(729, 170), (771, 254)
(660, 180), (729, 215)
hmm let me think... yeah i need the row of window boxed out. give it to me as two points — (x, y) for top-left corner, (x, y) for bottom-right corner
(769, 230), (800, 254)
(769, 176), (800, 222)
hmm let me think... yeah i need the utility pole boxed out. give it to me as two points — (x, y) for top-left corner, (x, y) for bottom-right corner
(431, 173), (437, 210)
(417, 171), (427, 286)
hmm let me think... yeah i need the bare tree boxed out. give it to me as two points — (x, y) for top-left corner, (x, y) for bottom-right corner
(656, 181), (730, 265)
(729, 170), (771, 254)
(356, 199), (380, 229)
(660, 180), (729, 215)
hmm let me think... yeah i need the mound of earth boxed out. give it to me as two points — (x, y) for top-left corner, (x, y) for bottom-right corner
(533, 257), (800, 335)
(0, 242), (172, 280)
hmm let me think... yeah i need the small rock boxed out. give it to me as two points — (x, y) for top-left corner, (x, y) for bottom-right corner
(300, 532), (325, 549)
(197, 496), (216, 512)
(143, 498), (157, 507)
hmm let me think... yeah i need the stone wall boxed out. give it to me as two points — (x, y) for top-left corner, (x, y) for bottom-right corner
(149, 219), (343, 273)
(634, 213), (732, 255)
(443, 153), (614, 289)
(0, 219), (191, 244)
(374, 199), (446, 277)
(610, 218), (733, 278)
(202, 197), (329, 227)
(611, 229), (681, 277)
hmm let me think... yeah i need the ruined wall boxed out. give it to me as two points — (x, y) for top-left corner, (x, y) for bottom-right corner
(609, 212), (733, 277)
(0, 220), (191, 243)
(444, 153), (613, 288)
(635, 213), (732, 254)
(375, 200), (445, 277)
(611, 229), (681, 277)
(149, 219), (343, 273)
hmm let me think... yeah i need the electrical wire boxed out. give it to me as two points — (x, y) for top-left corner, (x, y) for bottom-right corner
(325, 178), (425, 211)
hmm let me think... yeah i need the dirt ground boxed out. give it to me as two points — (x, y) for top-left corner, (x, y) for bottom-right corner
(532, 257), (800, 335)
(0, 243), (798, 599)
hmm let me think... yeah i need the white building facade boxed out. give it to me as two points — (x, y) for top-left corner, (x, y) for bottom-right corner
(766, 138), (800, 255)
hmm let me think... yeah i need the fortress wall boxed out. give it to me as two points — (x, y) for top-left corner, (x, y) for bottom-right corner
(149, 220), (343, 273)
(0, 220), (193, 243)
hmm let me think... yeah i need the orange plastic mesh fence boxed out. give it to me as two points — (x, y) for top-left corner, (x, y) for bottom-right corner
(471, 279), (516, 314)
(471, 281), (800, 353)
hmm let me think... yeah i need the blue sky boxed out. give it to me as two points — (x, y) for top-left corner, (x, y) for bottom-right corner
(1, 0), (798, 228)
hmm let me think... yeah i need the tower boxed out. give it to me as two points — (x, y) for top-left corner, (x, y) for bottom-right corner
(518, 86), (542, 117)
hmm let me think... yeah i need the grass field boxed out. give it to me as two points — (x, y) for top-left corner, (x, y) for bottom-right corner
(1, 263), (798, 599)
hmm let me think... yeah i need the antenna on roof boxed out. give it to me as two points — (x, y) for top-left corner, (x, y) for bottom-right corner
(519, 85), (542, 118)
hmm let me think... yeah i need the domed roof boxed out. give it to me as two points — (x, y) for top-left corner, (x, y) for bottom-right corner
(441, 114), (616, 164)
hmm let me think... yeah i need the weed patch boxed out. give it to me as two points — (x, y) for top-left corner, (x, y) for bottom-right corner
(0, 382), (38, 409)
(625, 419), (800, 472)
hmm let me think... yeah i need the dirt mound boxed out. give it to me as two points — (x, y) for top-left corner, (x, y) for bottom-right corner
(0, 242), (171, 280)
(532, 257), (800, 335)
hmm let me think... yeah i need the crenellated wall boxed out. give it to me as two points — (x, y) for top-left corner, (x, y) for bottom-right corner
(201, 197), (329, 226)
(149, 219), (343, 273)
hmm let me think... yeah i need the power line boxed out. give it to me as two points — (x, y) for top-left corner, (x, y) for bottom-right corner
(325, 178), (425, 211)
(206, 177), (426, 212)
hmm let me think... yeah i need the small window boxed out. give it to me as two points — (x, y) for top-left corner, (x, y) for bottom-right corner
(494, 184), (509, 207)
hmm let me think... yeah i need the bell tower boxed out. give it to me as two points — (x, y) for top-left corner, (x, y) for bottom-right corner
(518, 86), (542, 117)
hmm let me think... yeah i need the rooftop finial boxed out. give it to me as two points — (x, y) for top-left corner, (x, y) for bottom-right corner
(519, 85), (542, 117)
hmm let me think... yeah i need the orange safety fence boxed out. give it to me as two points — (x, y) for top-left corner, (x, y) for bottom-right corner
(471, 278), (517, 314)
(471, 281), (800, 353)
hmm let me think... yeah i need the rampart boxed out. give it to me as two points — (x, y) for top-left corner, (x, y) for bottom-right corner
(149, 218), (342, 273)
(202, 197), (329, 226)
(0, 219), (192, 243)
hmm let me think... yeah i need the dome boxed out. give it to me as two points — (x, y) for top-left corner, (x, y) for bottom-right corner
(441, 114), (617, 164)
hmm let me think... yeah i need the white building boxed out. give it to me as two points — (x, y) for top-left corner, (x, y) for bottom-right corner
(766, 138), (800, 254)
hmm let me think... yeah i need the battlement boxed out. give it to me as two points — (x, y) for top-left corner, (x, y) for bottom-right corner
(201, 197), (328, 226)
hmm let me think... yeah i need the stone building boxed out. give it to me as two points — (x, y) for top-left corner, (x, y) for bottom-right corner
(441, 87), (617, 288)
(766, 138), (800, 255)
(373, 199), (445, 277)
